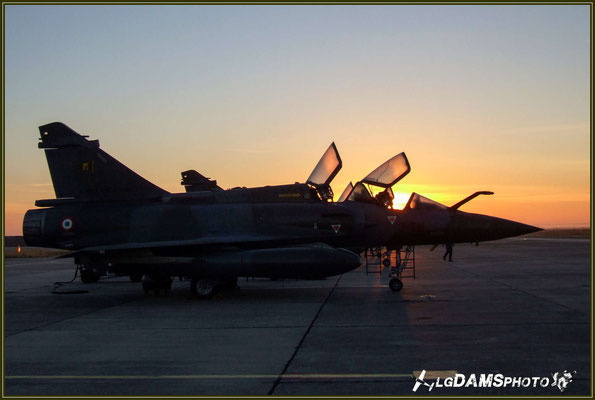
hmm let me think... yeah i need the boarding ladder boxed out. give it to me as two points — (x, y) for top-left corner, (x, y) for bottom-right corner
(363, 246), (416, 279)
(392, 245), (416, 279)
(363, 247), (384, 274)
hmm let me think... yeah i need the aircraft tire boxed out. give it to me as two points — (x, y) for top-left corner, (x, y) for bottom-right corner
(142, 274), (172, 295)
(191, 278), (219, 299)
(389, 278), (403, 292)
(141, 275), (156, 294)
(80, 270), (99, 283)
(221, 277), (238, 290)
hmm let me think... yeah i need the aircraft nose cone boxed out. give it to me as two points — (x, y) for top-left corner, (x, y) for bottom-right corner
(449, 212), (542, 242)
(490, 218), (542, 238)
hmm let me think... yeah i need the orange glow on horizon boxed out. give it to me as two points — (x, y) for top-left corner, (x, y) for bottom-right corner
(4, 178), (590, 236)
(4, 140), (590, 236)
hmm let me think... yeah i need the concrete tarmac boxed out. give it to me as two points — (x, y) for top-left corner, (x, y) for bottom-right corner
(3, 238), (591, 396)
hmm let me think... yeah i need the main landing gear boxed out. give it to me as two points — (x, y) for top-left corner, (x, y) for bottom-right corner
(190, 277), (238, 299)
(141, 274), (173, 295)
(79, 266), (100, 283)
(191, 278), (219, 299)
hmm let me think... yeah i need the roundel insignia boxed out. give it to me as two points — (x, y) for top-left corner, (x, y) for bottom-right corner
(61, 218), (74, 231)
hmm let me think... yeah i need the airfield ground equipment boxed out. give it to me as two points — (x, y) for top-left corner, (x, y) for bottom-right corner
(363, 246), (415, 291)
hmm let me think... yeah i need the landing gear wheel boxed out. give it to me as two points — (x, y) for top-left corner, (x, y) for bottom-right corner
(389, 278), (403, 292)
(130, 273), (143, 283)
(221, 277), (238, 290)
(80, 269), (99, 283)
(142, 274), (173, 295)
(191, 278), (219, 299)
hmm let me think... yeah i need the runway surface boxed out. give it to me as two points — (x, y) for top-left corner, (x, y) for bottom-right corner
(4, 238), (591, 396)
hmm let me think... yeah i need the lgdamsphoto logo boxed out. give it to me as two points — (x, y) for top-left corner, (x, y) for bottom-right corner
(412, 370), (576, 393)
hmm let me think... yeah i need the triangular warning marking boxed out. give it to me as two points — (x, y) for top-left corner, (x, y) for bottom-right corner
(331, 224), (341, 233)
(387, 216), (396, 225)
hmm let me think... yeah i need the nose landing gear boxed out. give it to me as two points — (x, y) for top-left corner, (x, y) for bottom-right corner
(389, 277), (403, 292)
(387, 245), (415, 292)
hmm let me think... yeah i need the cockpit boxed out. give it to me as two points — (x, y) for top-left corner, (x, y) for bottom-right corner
(333, 152), (453, 212)
(404, 193), (448, 211)
(337, 152), (410, 209)
(306, 142), (342, 202)
(361, 152), (410, 189)
(179, 142), (428, 208)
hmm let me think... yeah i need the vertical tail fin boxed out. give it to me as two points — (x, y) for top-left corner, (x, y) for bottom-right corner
(38, 122), (168, 200)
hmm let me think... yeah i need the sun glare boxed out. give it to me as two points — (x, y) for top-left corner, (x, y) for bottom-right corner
(365, 186), (412, 210)
(392, 192), (412, 210)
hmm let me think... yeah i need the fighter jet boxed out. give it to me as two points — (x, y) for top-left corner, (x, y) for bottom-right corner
(23, 122), (541, 298)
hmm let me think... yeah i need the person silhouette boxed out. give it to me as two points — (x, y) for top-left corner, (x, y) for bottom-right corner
(443, 242), (454, 262)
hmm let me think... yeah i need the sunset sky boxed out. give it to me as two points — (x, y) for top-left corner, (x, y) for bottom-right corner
(4, 5), (591, 235)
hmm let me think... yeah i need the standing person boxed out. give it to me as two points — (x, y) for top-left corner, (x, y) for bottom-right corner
(443, 242), (454, 262)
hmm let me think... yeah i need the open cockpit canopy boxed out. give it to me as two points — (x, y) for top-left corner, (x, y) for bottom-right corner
(361, 152), (410, 189)
(337, 182), (354, 202)
(346, 182), (377, 203)
(306, 142), (342, 187)
(306, 142), (342, 201)
(342, 152), (409, 207)
(404, 193), (447, 211)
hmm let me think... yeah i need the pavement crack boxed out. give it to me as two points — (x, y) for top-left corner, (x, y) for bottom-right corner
(266, 274), (342, 395)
